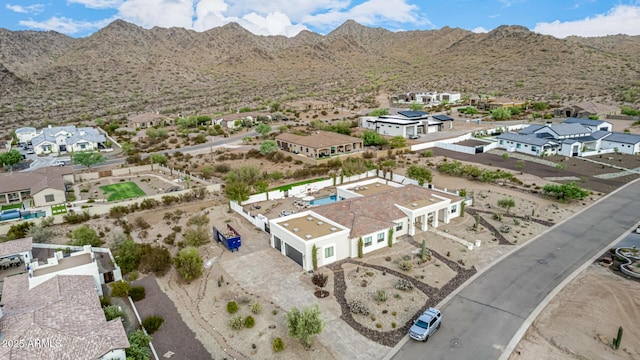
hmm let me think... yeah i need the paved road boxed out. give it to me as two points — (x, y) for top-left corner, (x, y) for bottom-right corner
(393, 179), (640, 360)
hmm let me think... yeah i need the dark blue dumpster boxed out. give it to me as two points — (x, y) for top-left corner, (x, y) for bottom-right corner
(212, 224), (241, 252)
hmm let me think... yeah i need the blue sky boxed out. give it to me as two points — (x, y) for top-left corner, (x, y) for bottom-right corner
(2, 0), (640, 38)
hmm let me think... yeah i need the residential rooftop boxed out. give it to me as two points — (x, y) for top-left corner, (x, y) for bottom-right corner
(33, 252), (92, 277)
(277, 213), (346, 240)
(345, 182), (396, 196)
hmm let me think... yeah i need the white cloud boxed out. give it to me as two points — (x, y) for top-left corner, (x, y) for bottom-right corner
(534, 5), (640, 38)
(67, 0), (124, 9)
(18, 16), (115, 34)
(302, 0), (428, 32)
(6, 4), (45, 14)
(472, 26), (488, 33)
(118, 0), (195, 29)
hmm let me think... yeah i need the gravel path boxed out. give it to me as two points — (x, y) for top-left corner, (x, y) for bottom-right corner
(133, 276), (212, 360)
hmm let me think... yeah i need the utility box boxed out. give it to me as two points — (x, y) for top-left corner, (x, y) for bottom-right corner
(212, 224), (241, 252)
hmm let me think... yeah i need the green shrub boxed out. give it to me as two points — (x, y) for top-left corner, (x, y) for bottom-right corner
(142, 315), (164, 334)
(244, 315), (255, 328)
(103, 305), (126, 322)
(110, 281), (130, 297)
(272, 337), (285, 352)
(228, 315), (244, 330)
(129, 286), (146, 301)
(99, 296), (111, 308)
(227, 301), (239, 314)
(391, 322), (397, 328)
(250, 301), (262, 314)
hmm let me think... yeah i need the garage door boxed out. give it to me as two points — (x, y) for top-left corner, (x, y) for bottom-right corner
(273, 236), (282, 251)
(285, 243), (303, 267)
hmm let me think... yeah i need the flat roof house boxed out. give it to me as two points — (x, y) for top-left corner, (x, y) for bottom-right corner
(361, 111), (453, 137)
(0, 274), (129, 360)
(275, 131), (363, 158)
(269, 180), (463, 270)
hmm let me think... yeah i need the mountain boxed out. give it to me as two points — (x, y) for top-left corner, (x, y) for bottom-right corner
(0, 63), (26, 97)
(0, 20), (639, 134)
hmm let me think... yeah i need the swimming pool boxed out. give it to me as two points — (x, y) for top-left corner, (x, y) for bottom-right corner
(310, 195), (339, 206)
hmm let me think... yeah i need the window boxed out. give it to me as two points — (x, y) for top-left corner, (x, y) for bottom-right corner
(45, 194), (55, 203)
(499, 140), (504, 145)
(531, 146), (537, 151)
(516, 143), (522, 149)
(364, 236), (373, 247)
(324, 246), (334, 259)
(451, 204), (457, 213)
(377, 232), (385, 243)
(396, 222), (403, 231)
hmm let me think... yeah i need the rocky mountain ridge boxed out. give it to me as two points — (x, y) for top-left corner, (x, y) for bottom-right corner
(0, 20), (639, 133)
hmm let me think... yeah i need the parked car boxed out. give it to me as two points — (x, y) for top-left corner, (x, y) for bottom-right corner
(409, 134), (421, 140)
(409, 307), (442, 342)
(50, 160), (66, 167)
(26, 149), (35, 154)
(636, 225), (640, 234)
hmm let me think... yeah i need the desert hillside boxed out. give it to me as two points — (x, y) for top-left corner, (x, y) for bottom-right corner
(1, 20), (639, 135)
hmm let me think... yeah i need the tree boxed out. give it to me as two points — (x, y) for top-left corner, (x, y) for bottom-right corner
(406, 165), (433, 186)
(409, 102), (423, 111)
(311, 244), (318, 271)
(358, 237), (363, 258)
(491, 107), (512, 120)
(369, 108), (389, 116)
(286, 304), (324, 348)
(542, 182), (590, 201)
(225, 165), (261, 185)
(225, 180), (251, 208)
(389, 136), (406, 149)
(255, 123), (272, 138)
(113, 238), (141, 274)
(532, 102), (548, 111)
(0, 149), (23, 169)
(497, 197), (516, 214)
(69, 225), (102, 247)
(126, 330), (152, 360)
(73, 151), (105, 169)
(26, 224), (55, 243)
(260, 140), (278, 155)
(174, 247), (203, 282)
(463, 106), (479, 116)
(311, 272), (329, 297)
(278, 125), (289, 133)
(139, 244), (172, 276)
(150, 153), (167, 165)
(254, 180), (269, 194)
(270, 101), (281, 112)
(362, 130), (387, 147)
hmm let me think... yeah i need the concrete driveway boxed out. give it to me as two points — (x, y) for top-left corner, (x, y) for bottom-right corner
(392, 179), (640, 360)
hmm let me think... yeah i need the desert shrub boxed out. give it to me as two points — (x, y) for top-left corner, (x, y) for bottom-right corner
(348, 299), (370, 315)
(142, 315), (164, 334)
(63, 210), (91, 224)
(183, 226), (210, 247)
(376, 323), (382, 329)
(109, 206), (129, 219)
(139, 244), (172, 276)
(391, 322), (397, 328)
(272, 338), (285, 352)
(129, 286), (146, 301)
(375, 289), (387, 302)
(99, 296), (111, 308)
(134, 217), (150, 230)
(244, 315), (255, 328)
(186, 214), (209, 227)
(398, 260), (414, 271)
(227, 301), (239, 314)
(250, 301), (262, 314)
(6, 221), (34, 240)
(228, 315), (244, 330)
(110, 281), (130, 297)
(103, 305), (126, 322)
(395, 279), (414, 291)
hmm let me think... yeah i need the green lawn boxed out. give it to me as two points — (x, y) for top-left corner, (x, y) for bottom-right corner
(51, 204), (68, 215)
(1, 203), (22, 211)
(99, 182), (146, 201)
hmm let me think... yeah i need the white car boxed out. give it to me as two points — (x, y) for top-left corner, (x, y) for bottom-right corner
(636, 225), (640, 234)
(50, 160), (67, 167)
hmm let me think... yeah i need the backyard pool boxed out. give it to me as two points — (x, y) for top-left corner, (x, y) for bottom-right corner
(310, 195), (339, 206)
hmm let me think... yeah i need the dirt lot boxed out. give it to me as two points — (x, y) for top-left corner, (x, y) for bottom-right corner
(510, 265), (640, 360)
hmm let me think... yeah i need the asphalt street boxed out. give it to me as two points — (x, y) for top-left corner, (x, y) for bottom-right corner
(392, 179), (640, 360)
